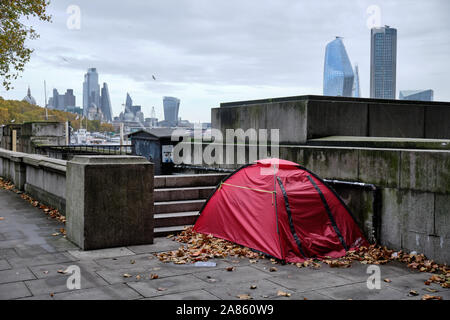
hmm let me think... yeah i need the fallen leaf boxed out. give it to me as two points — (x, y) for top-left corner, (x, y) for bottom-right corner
(57, 269), (66, 274)
(250, 285), (257, 289)
(130, 260), (136, 264)
(269, 267), (278, 272)
(384, 278), (392, 283)
(123, 273), (132, 278)
(157, 287), (167, 291)
(226, 266), (235, 272)
(237, 294), (252, 300)
(0, 217), (4, 220)
(277, 290), (291, 297)
(422, 294), (442, 300)
(150, 273), (159, 279)
(425, 288), (438, 293)
(409, 290), (419, 296)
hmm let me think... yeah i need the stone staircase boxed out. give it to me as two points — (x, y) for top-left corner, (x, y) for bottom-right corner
(153, 174), (227, 237)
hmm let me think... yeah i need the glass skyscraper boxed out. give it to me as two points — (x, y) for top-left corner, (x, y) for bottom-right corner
(163, 96), (180, 126)
(323, 37), (354, 97)
(83, 68), (100, 115)
(399, 89), (434, 101)
(100, 83), (113, 122)
(352, 65), (361, 98)
(370, 26), (397, 99)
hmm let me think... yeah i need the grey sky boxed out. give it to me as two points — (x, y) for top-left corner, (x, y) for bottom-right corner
(1, 0), (449, 122)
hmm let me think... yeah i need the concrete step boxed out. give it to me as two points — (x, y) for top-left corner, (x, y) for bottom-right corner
(155, 211), (199, 228)
(154, 225), (192, 238)
(155, 174), (227, 188)
(154, 186), (216, 202)
(154, 199), (206, 214)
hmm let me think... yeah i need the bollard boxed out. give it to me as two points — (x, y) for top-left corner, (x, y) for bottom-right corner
(66, 155), (154, 250)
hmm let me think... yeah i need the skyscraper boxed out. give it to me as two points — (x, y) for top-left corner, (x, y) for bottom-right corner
(100, 83), (113, 122)
(352, 65), (361, 98)
(323, 37), (354, 97)
(163, 96), (180, 127)
(49, 89), (76, 110)
(83, 68), (100, 115)
(370, 26), (397, 99)
(399, 89), (434, 101)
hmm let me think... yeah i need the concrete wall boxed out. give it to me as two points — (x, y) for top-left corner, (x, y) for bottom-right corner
(212, 100), (308, 144)
(213, 95), (450, 143)
(1, 122), (66, 154)
(176, 142), (450, 264)
(0, 148), (66, 213)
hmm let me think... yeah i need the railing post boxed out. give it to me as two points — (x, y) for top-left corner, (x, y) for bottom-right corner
(66, 155), (154, 250)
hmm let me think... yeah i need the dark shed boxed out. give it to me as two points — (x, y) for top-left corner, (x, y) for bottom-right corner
(128, 128), (178, 175)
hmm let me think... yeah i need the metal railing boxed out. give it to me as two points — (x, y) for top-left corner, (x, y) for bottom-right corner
(35, 144), (133, 160)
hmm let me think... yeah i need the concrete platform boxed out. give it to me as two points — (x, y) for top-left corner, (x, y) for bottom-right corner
(0, 188), (448, 300)
(308, 136), (450, 150)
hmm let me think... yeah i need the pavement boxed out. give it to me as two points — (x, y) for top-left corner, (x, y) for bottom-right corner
(0, 188), (448, 300)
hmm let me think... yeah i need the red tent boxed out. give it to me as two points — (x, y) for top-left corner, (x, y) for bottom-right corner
(193, 158), (368, 263)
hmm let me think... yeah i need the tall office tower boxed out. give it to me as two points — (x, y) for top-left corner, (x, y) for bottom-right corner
(323, 37), (354, 97)
(399, 89), (434, 101)
(125, 93), (133, 109)
(352, 65), (361, 98)
(64, 89), (76, 107)
(49, 89), (76, 110)
(163, 96), (180, 126)
(100, 83), (113, 122)
(370, 26), (397, 99)
(83, 68), (100, 115)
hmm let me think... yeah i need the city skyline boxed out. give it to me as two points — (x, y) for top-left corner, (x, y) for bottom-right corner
(1, 0), (449, 122)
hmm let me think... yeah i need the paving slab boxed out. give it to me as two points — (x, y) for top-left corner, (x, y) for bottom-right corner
(324, 261), (419, 282)
(67, 247), (135, 260)
(29, 260), (103, 279)
(127, 238), (182, 254)
(127, 274), (209, 298)
(273, 290), (331, 300)
(204, 278), (294, 300)
(94, 253), (157, 270)
(0, 248), (18, 259)
(0, 267), (36, 284)
(52, 283), (142, 300)
(0, 282), (32, 300)
(384, 271), (446, 296)
(7, 252), (76, 268)
(193, 266), (273, 285)
(147, 289), (220, 300)
(316, 282), (410, 300)
(0, 259), (11, 271)
(266, 269), (357, 292)
(24, 270), (109, 296)
(13, 244), (54, 257)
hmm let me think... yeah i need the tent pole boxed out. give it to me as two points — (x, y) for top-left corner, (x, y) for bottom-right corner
(273, 163), (284, 261)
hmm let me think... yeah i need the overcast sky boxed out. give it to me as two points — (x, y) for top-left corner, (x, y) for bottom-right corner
(1, 0), (449, 122)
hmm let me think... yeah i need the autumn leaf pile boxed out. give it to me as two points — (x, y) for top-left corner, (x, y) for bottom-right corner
(156, 227), (262, 264)
(322, 245), (450, 288)
(0, 177), (65, 223)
